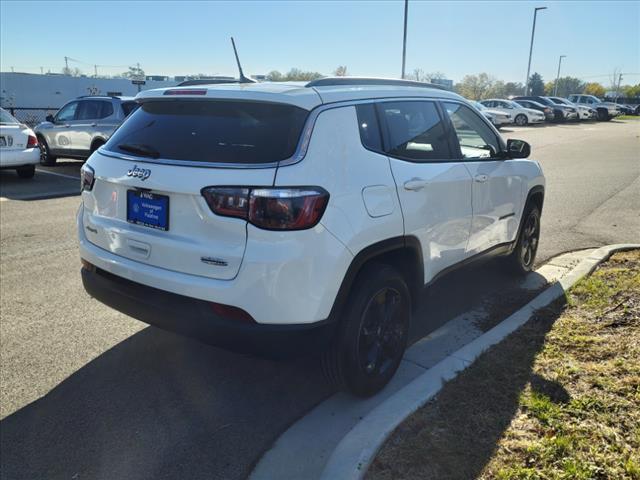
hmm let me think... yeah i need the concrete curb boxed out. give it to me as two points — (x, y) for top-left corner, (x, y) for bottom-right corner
(319, 244), (640, 480)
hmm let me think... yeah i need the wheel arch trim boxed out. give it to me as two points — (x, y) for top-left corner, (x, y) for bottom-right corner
(328, 236), (424, 322)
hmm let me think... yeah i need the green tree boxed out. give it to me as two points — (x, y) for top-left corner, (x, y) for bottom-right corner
(546, 77), (585, 97)
(528, 72), (545, 95)
(584, 82), (606, 97)
(623, 84), (640, 99)
(544, 81), (555, 95)
(487, 80), (525, 98)
(455, 73), (495, 100)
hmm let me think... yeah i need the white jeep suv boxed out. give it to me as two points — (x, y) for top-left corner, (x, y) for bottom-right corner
(78, 78), (545, 397)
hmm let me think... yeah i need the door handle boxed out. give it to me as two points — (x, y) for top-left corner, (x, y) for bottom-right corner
(64, 124), (71, 128)
(403, 178), (428, 191)
(90, 123), (97, 127)
(474, 174), (489, 183)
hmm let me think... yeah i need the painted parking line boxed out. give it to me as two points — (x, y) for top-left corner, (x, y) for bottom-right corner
(36, 169), (80, 180)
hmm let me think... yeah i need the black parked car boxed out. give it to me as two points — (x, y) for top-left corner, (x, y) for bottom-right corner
(513, 96), (577, 122)
(512, 99), (555, 122)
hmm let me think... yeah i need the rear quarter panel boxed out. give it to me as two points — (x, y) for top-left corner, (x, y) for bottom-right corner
(274, 105), (405, 257)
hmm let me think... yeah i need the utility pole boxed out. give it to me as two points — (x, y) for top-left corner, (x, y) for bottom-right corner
(94, 64), (98, 77)
(553, 55), (566, 96)
(616, 73), (623, 102)
(401, 0), (408, 79)
(524, 6), (547, 95)
(64, 56), (69, 72)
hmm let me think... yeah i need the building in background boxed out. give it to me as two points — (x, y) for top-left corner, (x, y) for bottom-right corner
(0, 72), (177, 110)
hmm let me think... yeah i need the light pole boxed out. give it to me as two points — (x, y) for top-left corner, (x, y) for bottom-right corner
(553, 55), (566, 96)
(401, 0), (408, 79)
(524, 6), (547, 95)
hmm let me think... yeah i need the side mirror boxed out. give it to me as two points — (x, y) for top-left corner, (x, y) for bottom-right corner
(507, 139), (530, 159)
(45, 114), (55, 123)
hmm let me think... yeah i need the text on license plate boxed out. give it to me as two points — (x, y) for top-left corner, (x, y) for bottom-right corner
(126, 190), (169, 231)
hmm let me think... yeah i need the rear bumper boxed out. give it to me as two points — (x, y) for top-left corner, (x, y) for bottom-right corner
(78, 203), (352, 325)
(0, 148), (39, 168)
(81, 265), (337, 357)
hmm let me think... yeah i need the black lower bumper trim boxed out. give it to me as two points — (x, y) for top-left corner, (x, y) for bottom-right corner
(81, 267), (337, 358)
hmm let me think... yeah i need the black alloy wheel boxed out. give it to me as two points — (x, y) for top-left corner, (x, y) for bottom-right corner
(357, 287), (406, 379)
(519, 210), (540, 270)
(322, 263), (410, 397)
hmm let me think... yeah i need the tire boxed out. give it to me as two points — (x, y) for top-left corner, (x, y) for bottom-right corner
(322, 263), (411, 397)
(515, 114), (528, 126)
(504, 205), (541, 275)
(597, 109), (608, 122)
(90, 140), (104, 155)
(38, 137), (57, 166)
(16, 165), (35, 179)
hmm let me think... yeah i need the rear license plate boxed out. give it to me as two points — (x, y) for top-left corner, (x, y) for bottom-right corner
(127, 190), (169, 231)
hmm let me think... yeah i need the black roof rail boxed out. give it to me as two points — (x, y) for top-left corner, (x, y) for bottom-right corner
(76, 95), (122, 99)
(305, 77), (447, 90)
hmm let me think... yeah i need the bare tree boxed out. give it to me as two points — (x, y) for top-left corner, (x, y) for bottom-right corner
(334, 66), (348, 77)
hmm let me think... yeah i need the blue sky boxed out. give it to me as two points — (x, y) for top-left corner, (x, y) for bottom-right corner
(1, 0), (638, 86)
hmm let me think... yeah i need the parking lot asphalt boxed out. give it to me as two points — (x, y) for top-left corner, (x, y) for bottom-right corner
(0, 119), (638, 479)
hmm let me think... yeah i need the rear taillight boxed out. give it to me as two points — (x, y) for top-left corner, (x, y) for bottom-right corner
(202, 186), (329, 231)
(26, 135), (38, 148)
(80, 164), (95, 192)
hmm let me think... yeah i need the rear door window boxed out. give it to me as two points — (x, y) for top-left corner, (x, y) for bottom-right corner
(104, 100), (309, 164)
(76, 100), (103, 120)
(377, 101), (451, 161)
(100, 101), (114, 118)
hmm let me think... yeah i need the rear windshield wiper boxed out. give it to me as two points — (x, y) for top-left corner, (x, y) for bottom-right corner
(117, 143), (160, 159)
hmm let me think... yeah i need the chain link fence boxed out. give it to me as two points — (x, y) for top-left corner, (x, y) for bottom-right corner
(4, 108), (59, 128)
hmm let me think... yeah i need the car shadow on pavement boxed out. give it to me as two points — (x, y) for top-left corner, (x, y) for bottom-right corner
(0, 169), (79, 201)
(0, 327), (333, 480)
(0, 259), (548, 480)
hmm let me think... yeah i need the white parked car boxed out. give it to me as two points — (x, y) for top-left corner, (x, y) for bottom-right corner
(547, 96), (595, 121)
(473, 101), (512, 127)
(0, 108), (40, 178)
(78, 78), (545, 396)
(480, 99), (546, 126)
(567, 94), (622, 121)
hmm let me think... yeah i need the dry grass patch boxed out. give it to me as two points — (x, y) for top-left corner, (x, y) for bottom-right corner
(367, 250), (640, 480)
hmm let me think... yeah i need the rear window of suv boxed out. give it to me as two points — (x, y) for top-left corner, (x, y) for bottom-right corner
(104, 100), (308, 164)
